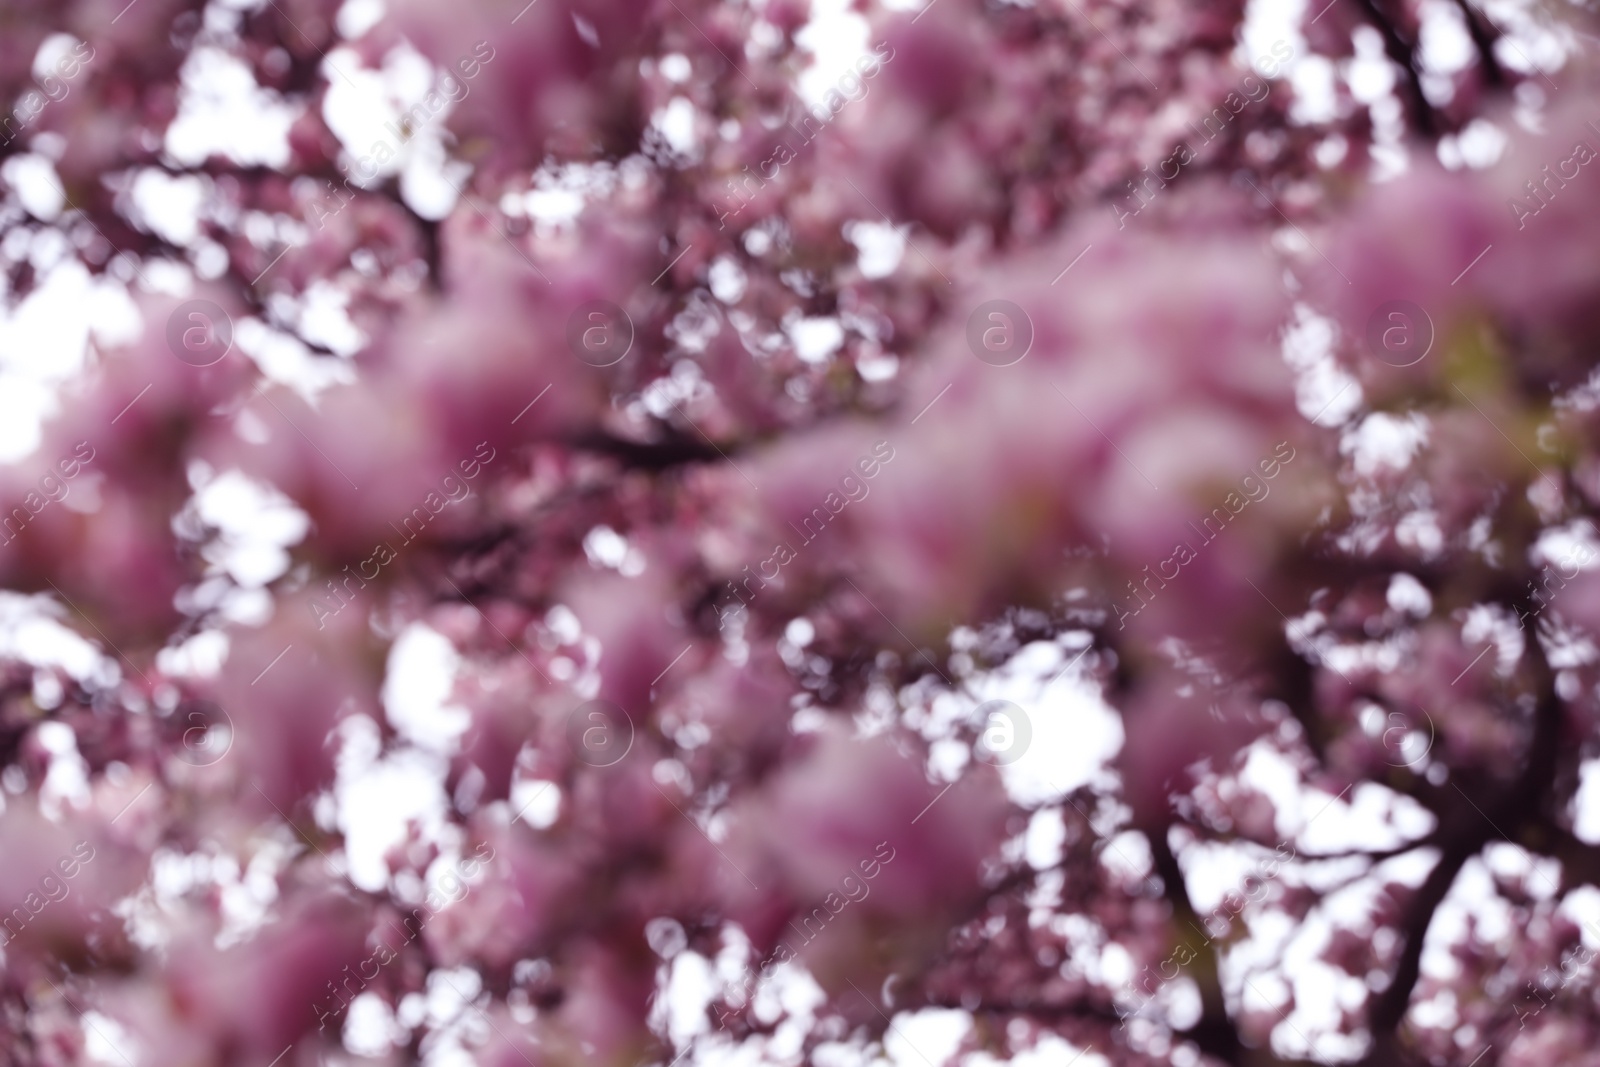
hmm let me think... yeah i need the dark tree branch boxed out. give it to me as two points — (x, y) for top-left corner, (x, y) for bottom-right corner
(1360, 594), (1564, 1065)
(1353, 0), (1440, 139)
(566, 429), (732, 470)
(1207, 834), (1436, 864)
(920, 994), (1133, 1032)
(1538, 824), (1600, 891)
(1451, 0), (1508, 88)
(1151, 829), (1245, 1066)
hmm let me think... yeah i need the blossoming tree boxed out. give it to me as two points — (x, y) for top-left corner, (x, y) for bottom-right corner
(2, 0), (1600, 1065)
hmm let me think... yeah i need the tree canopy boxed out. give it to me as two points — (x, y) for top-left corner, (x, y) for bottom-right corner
(2, 1), (1600, 1066)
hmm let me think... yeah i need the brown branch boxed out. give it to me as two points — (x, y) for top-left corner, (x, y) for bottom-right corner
(1537, 825), (1600, 891)
(1198, 834), (1436, 864)
(1450, 0), (1507, 89)
(1352, 0), (1440, 139)
(1151, 829), (1245, 1065)
(566, 429), (732, 470)
(920, 994), (1129, 1031)
(1360, 603), (1564, 1065)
